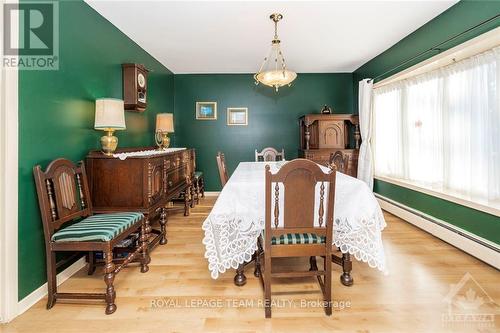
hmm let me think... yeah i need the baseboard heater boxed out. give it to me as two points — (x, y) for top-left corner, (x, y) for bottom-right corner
(375, 194), (500, 268)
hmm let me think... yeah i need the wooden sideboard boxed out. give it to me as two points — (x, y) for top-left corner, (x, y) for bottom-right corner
(298, 114), (360, 177)
(86, 147), (195, 249)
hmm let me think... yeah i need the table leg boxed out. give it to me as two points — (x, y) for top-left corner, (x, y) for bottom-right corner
(234, 263), (247, 286)
(340, 253), (353, 286)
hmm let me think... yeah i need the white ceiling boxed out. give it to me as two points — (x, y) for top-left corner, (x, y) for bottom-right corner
(86, 0), (458, 74)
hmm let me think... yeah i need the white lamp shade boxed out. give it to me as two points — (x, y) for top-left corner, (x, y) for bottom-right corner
(156, 113), (174, 133)
(94, 98), (126, 130)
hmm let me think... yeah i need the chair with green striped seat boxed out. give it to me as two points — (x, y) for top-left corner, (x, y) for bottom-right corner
(33, 158), (151, 315)
(255, 159), (337, 318)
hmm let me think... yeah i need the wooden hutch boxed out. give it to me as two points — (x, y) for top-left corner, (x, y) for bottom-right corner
(298, 114), (360, 177)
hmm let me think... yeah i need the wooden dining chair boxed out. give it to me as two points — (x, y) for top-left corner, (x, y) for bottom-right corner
(255, 159), (336, 318)
(255, 147), (285, 162)
(33, 158), (151, 314)
(216, 151), (229, 187)
(329, 151), (349, 174)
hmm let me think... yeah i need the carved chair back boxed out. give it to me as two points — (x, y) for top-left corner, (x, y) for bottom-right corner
(33, 159), (93, 240)
(255, 147), (285, 162)
(329, 151), (349, 174)
(265, 159), (336, 248)
(216, 151), (229, 188)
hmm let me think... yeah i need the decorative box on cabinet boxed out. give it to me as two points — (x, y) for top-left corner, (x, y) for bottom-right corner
(298, 114), (360, 177)
(86, 147), (195, 250)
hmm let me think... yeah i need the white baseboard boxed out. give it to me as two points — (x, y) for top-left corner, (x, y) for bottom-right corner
(204, 191), (220, 196)
(16, 256), (87, 317)
(377, 196), (500, 269)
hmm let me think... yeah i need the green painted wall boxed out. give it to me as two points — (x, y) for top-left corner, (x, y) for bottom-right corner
(355, 0), (500, 245)
(18, 0), (174, 299)
(174, 74), (354, 191)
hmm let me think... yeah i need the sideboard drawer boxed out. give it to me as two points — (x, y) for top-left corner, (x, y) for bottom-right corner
(165, 165), (187, 195)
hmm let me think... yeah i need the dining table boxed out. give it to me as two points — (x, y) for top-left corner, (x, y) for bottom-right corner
(202, 161), (387, 286)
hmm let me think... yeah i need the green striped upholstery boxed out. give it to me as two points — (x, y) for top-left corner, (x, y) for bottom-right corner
(51, 212), (143, 242)
(194, 171), (203, 179)
(271, 233), (326, 245)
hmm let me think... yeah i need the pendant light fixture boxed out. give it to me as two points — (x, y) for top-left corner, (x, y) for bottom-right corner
(254, 13), (297, 92)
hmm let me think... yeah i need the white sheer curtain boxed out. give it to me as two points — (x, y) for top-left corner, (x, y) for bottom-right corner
(357, 79), (374, 189)
(373, 46), (500, 203)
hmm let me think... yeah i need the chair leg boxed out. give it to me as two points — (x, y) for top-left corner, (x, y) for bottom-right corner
(104, 249), (117, 315)
(264, 253), (272, 318)
(87, 251), (96, 275)
(309, 256), (318, 271)
(46, 251), (57, 309)
(184, 189), (190, 216)
(190, 183), (195, 208)
(159, 208), (168, 245)
(140, 218), (151, 273)
(200, 177), (205, 198)
(324, 255), (332, 316)
(195, 179), (200, 204)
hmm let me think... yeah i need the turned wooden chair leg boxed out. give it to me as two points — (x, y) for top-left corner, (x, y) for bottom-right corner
(309, 256), (318, 271)
(159, 207), (168, 245)
(190, 183), (195, 208)
(87, 251), (96, 275)
(46, 251), (57, 309)
(184, 189), (190, 216)
(324, 255), (332, 316)
(264, 253), (272, 318)
(104, 249), (117, 315)
(200, 177), (205, 198)
(195, 179), (200, 204)
(140, 218), (151, 273)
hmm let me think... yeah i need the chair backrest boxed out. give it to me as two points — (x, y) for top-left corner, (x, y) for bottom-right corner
(265, 159), (336, 244)
(33, 159), (93, 240)
(329, 151), (348, 174)
(255, 147), (285, 162)
(216, 151), (229, 188)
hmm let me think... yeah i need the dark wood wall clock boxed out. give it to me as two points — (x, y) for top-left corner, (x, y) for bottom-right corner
(122, 63), (149, 112)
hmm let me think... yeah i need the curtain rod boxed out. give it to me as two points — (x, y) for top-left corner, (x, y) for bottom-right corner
(369, 14), (500, 83)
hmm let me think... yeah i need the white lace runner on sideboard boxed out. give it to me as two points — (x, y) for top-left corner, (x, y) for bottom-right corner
(202, 161), (388, 279)
(112, 148), (186, 160)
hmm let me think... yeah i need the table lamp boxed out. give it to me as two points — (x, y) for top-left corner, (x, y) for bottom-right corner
(155, 113), (174, 150)
(94, 98), (126, 156)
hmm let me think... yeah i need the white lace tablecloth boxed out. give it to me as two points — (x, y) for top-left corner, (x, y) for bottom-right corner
(203, 162), (387, 279)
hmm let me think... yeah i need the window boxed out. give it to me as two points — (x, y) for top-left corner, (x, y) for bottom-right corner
(373, 46), (500, 208)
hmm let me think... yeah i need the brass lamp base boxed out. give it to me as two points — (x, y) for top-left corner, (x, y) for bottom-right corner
(155, 131), (170, 150)
(100, 129), (119, 156)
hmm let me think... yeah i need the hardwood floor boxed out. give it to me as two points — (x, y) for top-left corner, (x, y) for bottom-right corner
(2, 196), (499, 332)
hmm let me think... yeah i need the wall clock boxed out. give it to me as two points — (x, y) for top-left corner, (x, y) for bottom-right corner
(122, 63), (149, 112)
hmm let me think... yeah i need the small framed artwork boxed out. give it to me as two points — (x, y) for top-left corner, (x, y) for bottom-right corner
(196, 102), (217, 120)
(227, 107), (248, 126)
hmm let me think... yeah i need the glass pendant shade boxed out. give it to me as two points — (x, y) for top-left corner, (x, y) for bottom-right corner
(255, 69), (297, 90)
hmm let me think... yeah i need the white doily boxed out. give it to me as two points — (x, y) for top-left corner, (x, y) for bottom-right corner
(112, 148), (186, 160)
(202, 162), (388, 279)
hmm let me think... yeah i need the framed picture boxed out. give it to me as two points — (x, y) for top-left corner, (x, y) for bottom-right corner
(196, 102), (217, 120)
(227, 107), (248, 126)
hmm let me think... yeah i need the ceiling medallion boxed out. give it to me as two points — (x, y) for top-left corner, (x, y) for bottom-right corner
(254, 13), (297, 92)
